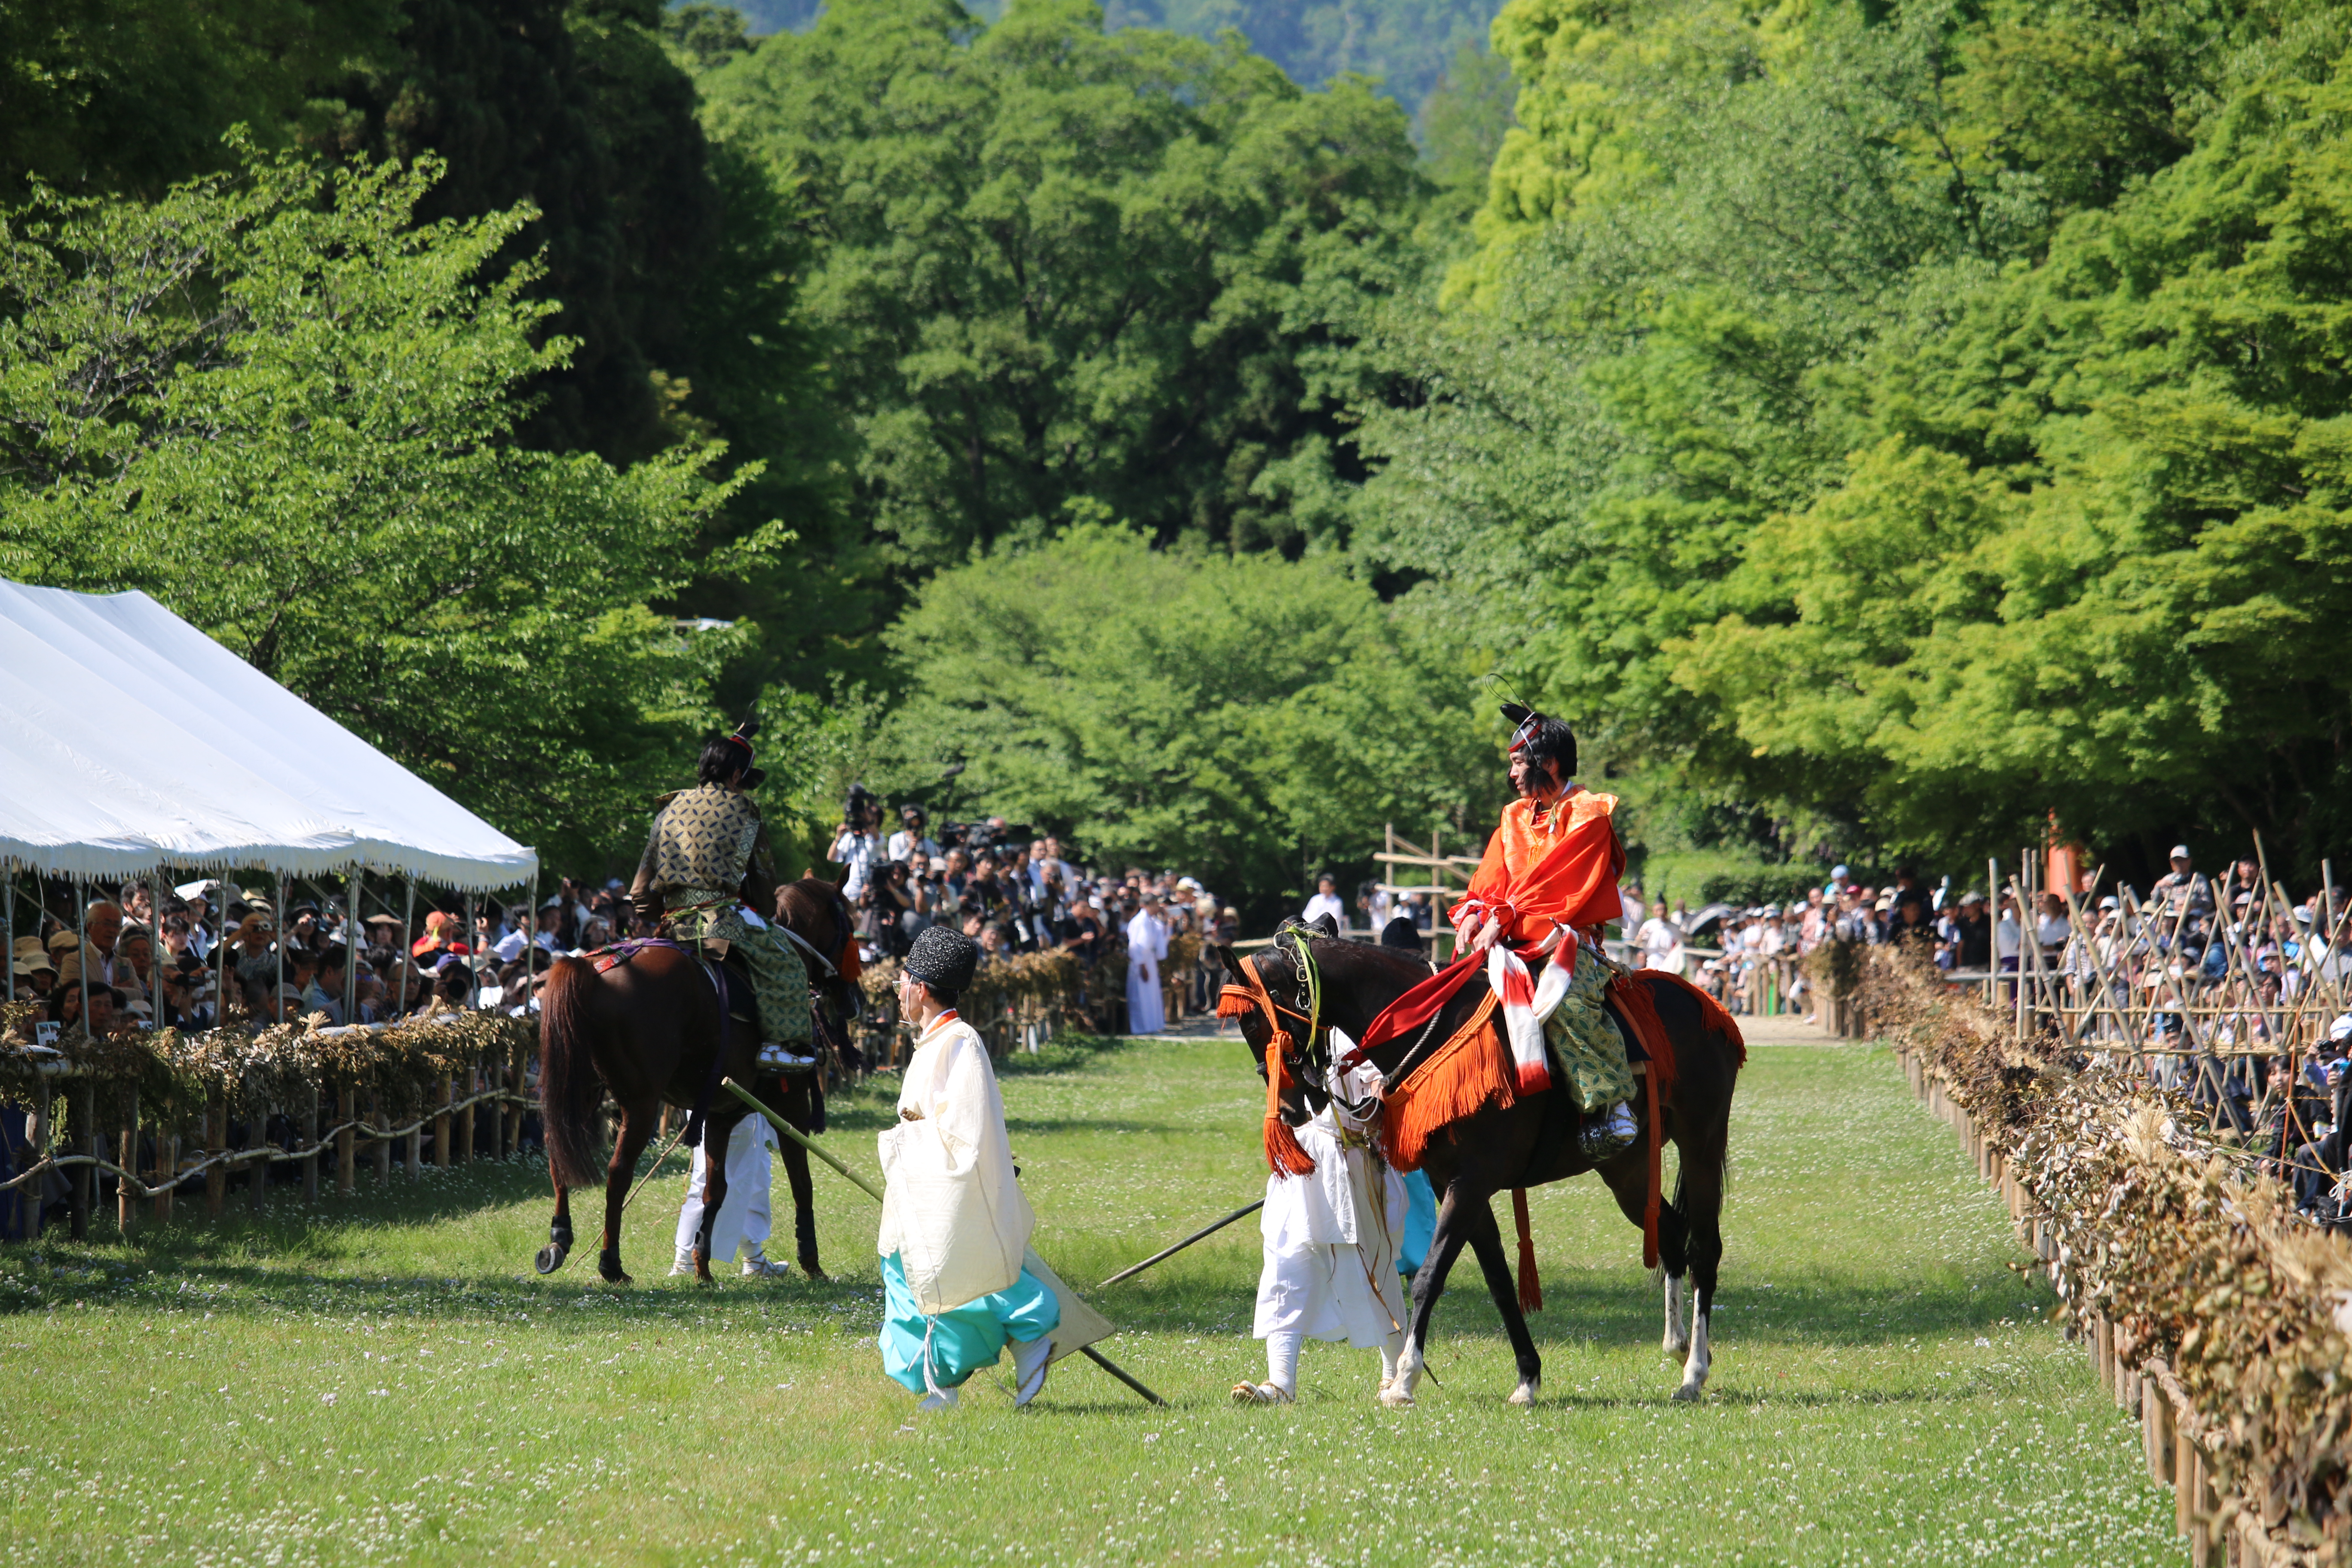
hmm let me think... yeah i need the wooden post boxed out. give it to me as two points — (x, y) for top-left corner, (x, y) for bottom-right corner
(336, 1086), (355, 1195)
(373, 1098), (391, 1184)
(406, 1121), (422, 1178)
(459, 1061), (476, 1162)
(248, 1102), (269, 1211)
(2146, 1380), (2173, 1485)
(150, 1106), (173, 1223)
(434, 1077), (452, 1167)
(301, 1084), (319, 1205)
(70, 1078), (92, 1241)
(116, 1088), (138, 1233)
(21, 1077), (49, 1240)
(205, 1094), (226, 1219)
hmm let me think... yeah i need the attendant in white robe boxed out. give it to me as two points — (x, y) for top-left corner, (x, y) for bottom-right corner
(876, 927), (1060, 1411)
(1235, 1034), (1409, 1406)
(671, 1112), (789, 1277)
(1124, 899), (1168, 1035)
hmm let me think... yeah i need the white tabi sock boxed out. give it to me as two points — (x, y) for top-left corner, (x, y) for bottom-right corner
(1265, 1331), (1301, 1396)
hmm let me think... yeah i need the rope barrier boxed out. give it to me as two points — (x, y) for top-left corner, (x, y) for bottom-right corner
(0, 1084), (530, 1199)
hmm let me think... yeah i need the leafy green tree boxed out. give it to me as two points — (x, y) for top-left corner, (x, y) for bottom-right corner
(869, 526), (1498, 912)
(699, 0), (1428, 565)
(1100, 0), (1497, 115)
(0, 147), (750, 864)
(1677, 54), (2352, 871)
(0, 0), (396, 201)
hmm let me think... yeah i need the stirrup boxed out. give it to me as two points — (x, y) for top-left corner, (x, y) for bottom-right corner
(1581, 1101), (1638, 1161)
(755, 1041), (818, 1072)
(1231, 1381), (1294, 1406)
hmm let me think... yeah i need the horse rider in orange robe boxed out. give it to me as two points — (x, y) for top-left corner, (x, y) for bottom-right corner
(1452, 704), (1640, 1160)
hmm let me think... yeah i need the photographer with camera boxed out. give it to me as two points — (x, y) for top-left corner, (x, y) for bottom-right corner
(832, 784), (883, 898)
(888, 804), (940, 867)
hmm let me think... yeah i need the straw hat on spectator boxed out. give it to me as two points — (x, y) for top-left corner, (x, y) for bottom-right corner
(13, 937), (52, 968)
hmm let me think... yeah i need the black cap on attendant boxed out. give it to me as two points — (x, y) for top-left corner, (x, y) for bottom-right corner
(904, 925), (979, 997)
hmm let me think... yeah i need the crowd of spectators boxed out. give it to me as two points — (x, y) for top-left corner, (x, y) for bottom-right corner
(831, 799), (1237, 992)
(4, 873), (635, 1041)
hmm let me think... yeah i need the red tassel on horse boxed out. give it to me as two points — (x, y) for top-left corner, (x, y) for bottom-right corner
(1262, 1029), (1316, 1176)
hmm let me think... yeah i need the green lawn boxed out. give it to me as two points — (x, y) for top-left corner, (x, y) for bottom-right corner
(2, 1033), (2180, 1566)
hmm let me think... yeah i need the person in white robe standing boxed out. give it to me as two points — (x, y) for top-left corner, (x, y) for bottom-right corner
(1234, 1031), (1410, 1407)
(670, 1113), (792, 1277)
(1124, 896), (1168, 1035)
(876, 926), (1060, 1411)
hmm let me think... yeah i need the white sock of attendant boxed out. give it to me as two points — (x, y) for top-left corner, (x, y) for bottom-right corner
(1265, 1331), (1301, 1396)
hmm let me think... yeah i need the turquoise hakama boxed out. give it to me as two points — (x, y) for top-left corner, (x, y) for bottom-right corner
(879, 1251), (1060, 1393)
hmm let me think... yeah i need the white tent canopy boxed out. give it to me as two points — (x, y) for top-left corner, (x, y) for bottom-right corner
(0, 580), (537, 891)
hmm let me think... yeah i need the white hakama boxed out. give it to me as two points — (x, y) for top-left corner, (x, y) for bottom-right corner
(1254, 1066), (1408, 1348)
(674, 1112), (776, 1266)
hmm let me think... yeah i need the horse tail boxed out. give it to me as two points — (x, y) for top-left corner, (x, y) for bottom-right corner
(539, 956), (606, 1191)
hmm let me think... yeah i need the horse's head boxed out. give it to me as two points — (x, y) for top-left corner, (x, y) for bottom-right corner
(776, 876), (863, 1026)
(1213, 938), (1320, 1127)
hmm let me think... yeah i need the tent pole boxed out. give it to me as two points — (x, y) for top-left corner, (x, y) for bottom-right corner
(275, 874), (286, 1023)
(346, 866), (361, 1026)
(527, 864), (538, 1009)
(218, 871), (232, 1028)
(465, 891), (476, 1008)
(400, 879), (414, 1016)
(4, 864), (14, 1006)
(152, 861), (166, 1029)
(77, 877), (90, 1035)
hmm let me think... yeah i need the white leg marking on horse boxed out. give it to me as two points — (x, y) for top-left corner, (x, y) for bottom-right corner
(1392, 1335), (1425, 1402)
(1663, 1274), (1689, 1355)
(1507, 1374), (1540, 1408)
(1673, 1311), (1712, 1402)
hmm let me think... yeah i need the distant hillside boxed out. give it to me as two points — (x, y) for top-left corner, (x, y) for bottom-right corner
(711, 0), (1498, 115)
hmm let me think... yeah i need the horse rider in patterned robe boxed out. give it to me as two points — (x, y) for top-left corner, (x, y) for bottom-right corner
(627, 720), (814, 1074)
(1452, 704), (1639, 1161)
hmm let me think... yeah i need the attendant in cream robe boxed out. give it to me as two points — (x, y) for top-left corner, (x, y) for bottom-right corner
(1124, 898), (1168, 1035)
(876, 926), (1060, 1411)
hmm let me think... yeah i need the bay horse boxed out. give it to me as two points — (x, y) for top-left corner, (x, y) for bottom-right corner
(1220, 924), (1743, 1403)
(535, 875), (861, 1285)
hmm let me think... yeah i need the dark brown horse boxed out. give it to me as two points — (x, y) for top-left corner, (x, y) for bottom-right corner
(535, 876), (860, 1285)
(1220, 925), (1743, 1403)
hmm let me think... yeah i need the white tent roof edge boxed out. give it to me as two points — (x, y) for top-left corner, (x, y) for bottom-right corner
(0, 580), (540, 893)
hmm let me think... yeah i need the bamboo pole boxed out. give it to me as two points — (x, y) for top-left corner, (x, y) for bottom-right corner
(336, 1087), (355, 1195)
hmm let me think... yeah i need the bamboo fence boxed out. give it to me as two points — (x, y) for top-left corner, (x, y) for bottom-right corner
(1872, 948), (2352, 1565)
(0, 1001), (537, 1242)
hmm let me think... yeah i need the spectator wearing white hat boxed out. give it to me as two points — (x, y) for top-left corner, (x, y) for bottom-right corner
(2151, 845), (2214, 923)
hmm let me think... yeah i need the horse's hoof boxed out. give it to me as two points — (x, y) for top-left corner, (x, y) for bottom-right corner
(801, 1265), (830, 1283)
(534, 1243), (568, 1275)
(597, 1253), (632, 1285)
(1672, 1380), (1705, 1403)
(1507, 1379), (1540, 1408)
(1378, 1387), (1416, 1409)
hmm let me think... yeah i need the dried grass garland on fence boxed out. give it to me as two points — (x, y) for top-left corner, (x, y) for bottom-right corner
(0, 1000), (534, 1124)
(1862, 949), (2352, 1561)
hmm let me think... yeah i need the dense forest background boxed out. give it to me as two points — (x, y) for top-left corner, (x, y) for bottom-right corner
(4, 0), (2349, 913)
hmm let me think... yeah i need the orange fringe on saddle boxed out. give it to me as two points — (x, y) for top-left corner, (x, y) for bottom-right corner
(1378, 989), (1507, 1174)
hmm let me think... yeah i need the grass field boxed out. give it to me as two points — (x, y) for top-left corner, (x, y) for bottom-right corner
(2, 1029), (2181, 1566)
